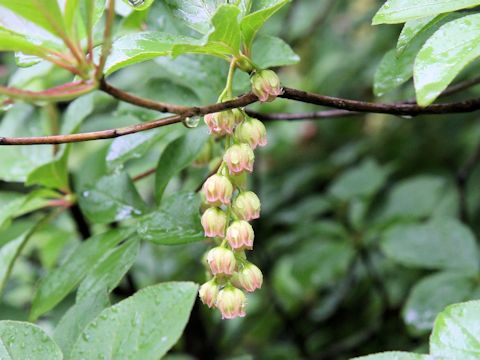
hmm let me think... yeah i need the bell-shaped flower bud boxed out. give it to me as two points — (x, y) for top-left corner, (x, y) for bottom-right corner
(234, 263), (263, 293)
(226, 220), (254, 250)
(207, 247), (236, 276)
(201, 207), (227, 238)
(216, 285), (247, 319)
(202, 174), (234, 206)
(223, 143), (255, 174)
(250, 69), (283, 103)
(199, 279), (219, 308)
(235, 118), (267, 149)
(232, 191), (261, 221)
(204, 111), (236, 136)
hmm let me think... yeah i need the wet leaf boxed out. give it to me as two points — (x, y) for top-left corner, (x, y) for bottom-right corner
(76, 237), (140, 301)
(373, 0), (480, 24)
(402, 272), (475, 334)
(78, 171), (147, 224)
(70, 282), (198, 359)
(414, 13), (480, 106)
(30, 228), (132, 320)
(137, 192), (204, 245)
(0, 320), (62, 360)
(430, 300), (480, 359)
(352, 352), (432, 360)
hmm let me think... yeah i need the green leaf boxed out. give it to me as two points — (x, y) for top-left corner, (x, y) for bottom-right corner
(381, 218), (479, 273)
(155, 128), (208, 202)
(163, 0), (225, 34)
(397, 16), (438, 53)
(329, 159), (389, 201)
(380, 176), (456, 221)
(138, 192), (204, 245)
(375, 14), (457, 96)
(0, 0), (66, 36)
(352, 352), (432, 360)
(403, 272), (475, 334)
(0, 105), (54, 182)
(54, 292), (110, 358)
(0, 321), (62, 360)
(26, 146), (70, 190)
(252, 35), (300, 68)
(61, 93), (96, 135)
(78, 171), (147, 224)
(0, 30), (51, 57)
(414, 13), (480, 106)
(430, 300), (480, 360)
(70, 282), (198, 359)
(122, 0), (155, 11)
(240, 0), (291, 50)
(105, 32), (193, 75)
(30, 228), (132, 320)
(0, 220), (40, 295)
(172, 5), (242, 59)
(373, 0), (480, 24)
(76, 237), (140, 301)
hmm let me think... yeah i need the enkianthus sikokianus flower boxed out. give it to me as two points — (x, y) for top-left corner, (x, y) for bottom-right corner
(234, 117), (267, 149)
(202, 174), (234, 206)
(233, 263), (263, 293)
(250, 69), (283, 103)
(201, 207), (227, 238)
(224, 143), (255, 174)
(216, 285), (247, 319)
(232, 191), (261, 221)
(226, 220), (255, 250)
(199, 279), (219, 308)
(204, 110), (240, 136)
(207, 247), (237, 276)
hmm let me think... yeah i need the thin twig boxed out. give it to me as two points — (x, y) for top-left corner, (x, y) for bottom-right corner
(132, 167), (157, 182)
(0, 93), (258, 145)
(96, 0), (116, 79)
(247, 109), (359, 121)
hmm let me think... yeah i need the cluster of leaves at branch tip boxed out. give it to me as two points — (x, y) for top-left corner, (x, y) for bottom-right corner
(197, 69), (274, 319)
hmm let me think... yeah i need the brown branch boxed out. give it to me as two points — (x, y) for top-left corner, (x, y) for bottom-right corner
(132, 167), (157, 182)
(247, 109), (360, 121)
(0, 93), (258, 145)
(280, 87), (480, 116)
(100, 79), (191, 114)
(96, 0), (116, 79)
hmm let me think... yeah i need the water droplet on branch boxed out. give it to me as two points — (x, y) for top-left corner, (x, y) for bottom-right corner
(182, 116), (200, 129)
(128, 0), (145, 7)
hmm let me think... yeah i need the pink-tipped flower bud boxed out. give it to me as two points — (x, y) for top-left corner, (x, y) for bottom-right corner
(223, 144), (255, 174)
(216, 286), (246, 319)
(199, 279), (219, 308)
(204, 111), (237, 136)
(235, 118), (267, 149)
(201, 207), (227, 238)
(232, 191), (261, 221)
(251, 69), (283, 103)
(226, 220), (254, 250)
(207, 247), (236, 276)
(202, 174), (234, 206)
(234, 263), (263, 292)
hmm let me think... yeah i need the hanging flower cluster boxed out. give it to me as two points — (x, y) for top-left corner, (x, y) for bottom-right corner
(197, 68), (281, 319)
